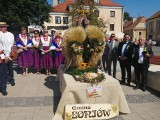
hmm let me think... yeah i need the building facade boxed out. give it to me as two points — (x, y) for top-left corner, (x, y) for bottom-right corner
(123, 16), (146, 41)
(146, 10), (160, 41)
(44, 0), (124, 34)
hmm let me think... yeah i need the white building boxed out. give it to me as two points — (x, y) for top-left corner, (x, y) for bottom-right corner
(44, 0), (124, 34)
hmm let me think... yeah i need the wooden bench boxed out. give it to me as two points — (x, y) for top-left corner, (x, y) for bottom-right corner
(150, 56), (160, 65)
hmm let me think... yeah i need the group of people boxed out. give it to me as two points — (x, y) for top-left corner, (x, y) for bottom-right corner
(0, 22), (65, 96)
(0, 21), (154, 96)
(102, 33), (154, 92)
(16, 27), (64, 76)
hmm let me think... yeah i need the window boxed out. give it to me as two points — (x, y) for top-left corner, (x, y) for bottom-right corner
(94, 9), (99, 17)
(55, 16), (61, 24)
(110, 11), (115, 17)
(110, 24), (114, 31)
(149, 22), (153, 32)
(94, 0), (100, 3)
(138, 31), (142, 36)
(63, 17), (68, 24)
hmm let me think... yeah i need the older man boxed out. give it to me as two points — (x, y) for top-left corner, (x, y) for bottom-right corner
(0, 22), (15, 87)
(132, 37), (154, 91)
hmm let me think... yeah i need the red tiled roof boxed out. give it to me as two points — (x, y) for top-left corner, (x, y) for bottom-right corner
(99, 0), (122, 7)
(53, 1), (74, 12)
(124, 16), (147, 31)
(53, 0), (122, 12)
(147, 10), (160, 20)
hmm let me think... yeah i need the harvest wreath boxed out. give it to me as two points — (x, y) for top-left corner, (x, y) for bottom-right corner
(61, 26), (105, 84)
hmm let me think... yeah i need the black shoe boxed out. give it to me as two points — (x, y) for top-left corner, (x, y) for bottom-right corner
(10, 81), (15, 86)
(127, 82), (131, 86)
(134, 85), (140, 89)
(142, 87), (146, 92)
(120, 81), (125, 85)
(1, 90), (8, 96)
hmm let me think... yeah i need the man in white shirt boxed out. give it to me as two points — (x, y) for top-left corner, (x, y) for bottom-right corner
(0, 22), (15, 91)
(0, 23), (8, 96)
(132, 37), (154, 91)
(118, 34), (133, 86)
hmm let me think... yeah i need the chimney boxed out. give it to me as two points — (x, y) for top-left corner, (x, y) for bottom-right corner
(53, 0), (58, 7)
(132, 17), (137, 23)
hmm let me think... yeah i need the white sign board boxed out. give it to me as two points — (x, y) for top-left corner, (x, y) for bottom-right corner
(87, 86), (102, 98)
(65, 104), (119, 120)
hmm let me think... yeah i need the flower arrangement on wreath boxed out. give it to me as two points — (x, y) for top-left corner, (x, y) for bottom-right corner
(62, 26), (86, 68)
(61, 25), (105, 84)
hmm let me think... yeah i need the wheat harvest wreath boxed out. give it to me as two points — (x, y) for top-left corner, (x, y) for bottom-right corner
(61, 26), (105, 85)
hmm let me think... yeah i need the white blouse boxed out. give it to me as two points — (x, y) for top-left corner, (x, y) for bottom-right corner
(32, 37), (40, 46)
(40, 36), (51, 46)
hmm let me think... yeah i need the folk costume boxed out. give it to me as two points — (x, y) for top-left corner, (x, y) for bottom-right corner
(52, 36), (65, 68)
(32, 31), (41, 73)
(39, 34), (53, 74)
(0, 22), (15, 95)
(16, 34), (33, 67)
(0, 31), (7, 96)
(1, 29), (15, 86)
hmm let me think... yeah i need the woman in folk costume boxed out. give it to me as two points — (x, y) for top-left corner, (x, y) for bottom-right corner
(52, 33), (65, 69)
(32, 30), (41, 74)
(39, 30), (53, 75)
(16, 27), (33, 76)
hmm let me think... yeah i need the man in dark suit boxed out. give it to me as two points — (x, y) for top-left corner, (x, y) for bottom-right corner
(132, 37), (154, 91)
(118, 34), (133, 85)
(105, 33), (119, 78)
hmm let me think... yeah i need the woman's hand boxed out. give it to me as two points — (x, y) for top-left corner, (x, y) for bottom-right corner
(22, 46), (27, 50)
(55, 48), (62, 51)
(44, 50), (50, 53)
(34, 46), (39, 48)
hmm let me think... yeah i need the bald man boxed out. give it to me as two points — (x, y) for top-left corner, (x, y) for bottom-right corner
(132, 37), (154, 91)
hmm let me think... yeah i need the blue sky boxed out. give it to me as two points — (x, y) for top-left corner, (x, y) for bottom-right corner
(48, 0), (160, 18)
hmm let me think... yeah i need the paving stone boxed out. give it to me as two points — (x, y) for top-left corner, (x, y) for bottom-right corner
(0, 64), (159, 120)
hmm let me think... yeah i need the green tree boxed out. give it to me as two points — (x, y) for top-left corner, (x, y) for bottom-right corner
(0, 0), (52, 30)
(124, 12), (132, 21)
(67, 0), (108, 32)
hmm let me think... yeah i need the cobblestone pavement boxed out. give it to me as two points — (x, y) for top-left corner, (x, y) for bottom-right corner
(0, 64), (160, 120)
